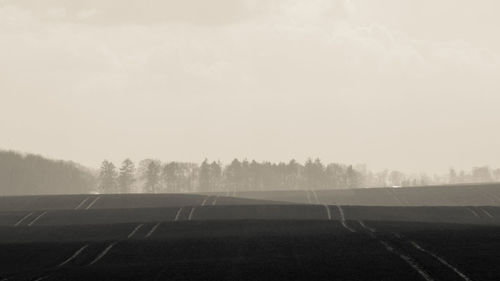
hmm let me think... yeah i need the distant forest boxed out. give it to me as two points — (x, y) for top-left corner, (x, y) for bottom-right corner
(1, 150), (499, 195)
(0, 150), (95, 195)
(98, 158), (500, 194)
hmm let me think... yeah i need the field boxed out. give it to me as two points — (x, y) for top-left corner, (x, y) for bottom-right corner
(1, 183), (500, 280)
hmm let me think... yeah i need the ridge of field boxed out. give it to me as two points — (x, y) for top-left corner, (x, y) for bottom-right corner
(1, 205), (499, 227)
(1, 220), (499, 281)
(220, 183), (500, 206)
(0, 193), (286, 212)
(1, 183), (500, 212)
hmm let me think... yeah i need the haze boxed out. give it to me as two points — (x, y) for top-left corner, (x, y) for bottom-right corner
(1, 0), (499, 173)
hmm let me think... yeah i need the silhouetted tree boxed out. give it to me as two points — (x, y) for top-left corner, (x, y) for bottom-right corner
(199, 159), (210, 192)
(326, 163), (346, 188)
(493, 169), (500, 182)
(304, 158), (326, 189)
(142, 160), (161, 193)
(346, 165), (361, 188)
(162, 162), (179, 192)
(99, 160), (117, 193)
(118, 159), (135, 193)
(225, 159), (242, 192)
(285, 159), (300, 190)
(472, 166), (492, 183)
(449, 168), (457, 184)
(209, 161), (223, 192)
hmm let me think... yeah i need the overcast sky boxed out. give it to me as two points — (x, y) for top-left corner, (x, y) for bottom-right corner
(1, 0), (499, 173)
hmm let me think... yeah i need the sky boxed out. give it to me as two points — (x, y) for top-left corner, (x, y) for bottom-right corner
(1, 0), (499, 173)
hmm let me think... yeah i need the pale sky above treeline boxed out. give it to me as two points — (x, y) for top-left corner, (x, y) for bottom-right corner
(1, 0), (499, 173)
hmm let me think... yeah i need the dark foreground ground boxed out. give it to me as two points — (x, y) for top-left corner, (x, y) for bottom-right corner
(1, 184), (500, 281)
(1, 220), (499, 281)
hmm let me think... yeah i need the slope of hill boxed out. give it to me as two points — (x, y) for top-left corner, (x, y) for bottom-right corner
(226, 183), (500, 206)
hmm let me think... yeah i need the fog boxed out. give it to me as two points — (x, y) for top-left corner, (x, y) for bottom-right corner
(1, 0), (500, 174)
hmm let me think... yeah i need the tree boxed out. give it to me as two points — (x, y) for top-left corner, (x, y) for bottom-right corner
(0, 150), (95, 196)
(225, 159), (242, 192)
(389, 170), (405, 187)
(493, 169), (500, 182)
(285, 159), (300, 190)
(199, 159), (210, 192)
(98, 160), (117, 193)
(209, 161), (223, 192)
(326, 163), (346, 188)
(163, 162), (179, 192)
(304, 158), (325, 189)
(118, 159), (135, 193)
(346, 165), (360, 188)
(449, 168), (457, 184)
(143, 160), (161, 193)
(472, 166), (492, 183)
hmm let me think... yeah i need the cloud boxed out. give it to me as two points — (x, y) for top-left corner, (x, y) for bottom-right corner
(0, 0), (361, 26)
(1, 0), (254, 25)
(1, 0), (498, 97)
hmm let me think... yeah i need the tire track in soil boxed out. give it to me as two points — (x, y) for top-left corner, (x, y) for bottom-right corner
(74, 197), (90, 210)
(85, 196), (100, 210)
(29, 221), (158, 280)
(310, 189), (320, 204)
(466, 207), (480, 218)
(88, 242), (118, 266)
(305, 190), (312, 204)
(211, 196), (219, 206)
(358, 221), (474, 281)
(409, 241), (473, 281)
(174, 207), (183, 221)
(357, 221), (435, 281)
(58, 245), (89, 267)
(336, 205), (356, 233)
(127, 224), (144, 239)
(479, 207), (493, 218)
(145, 222), (161, 238)
(188, 207), (196, 221)
(323, 205), (332, 220)
(13, 212), (33, 227)
(27, 211), (47, 226)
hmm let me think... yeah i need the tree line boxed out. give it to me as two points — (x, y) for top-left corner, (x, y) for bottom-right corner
(98, 158), (364, 193)
(97, 158), (500, 194)
(0, 150), (95, 195)
(1, 149), (499, 196)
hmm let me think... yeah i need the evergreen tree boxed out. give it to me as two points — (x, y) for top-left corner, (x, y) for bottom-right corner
(118, 159), (135, 193)
(249, 160), (262, 190)
(209, 161), (222, 192)
(285, 159), (300, 190)
(199, 159), (210, 192)
(225, 159), (242, 192)
(304, 158), (325, 189)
